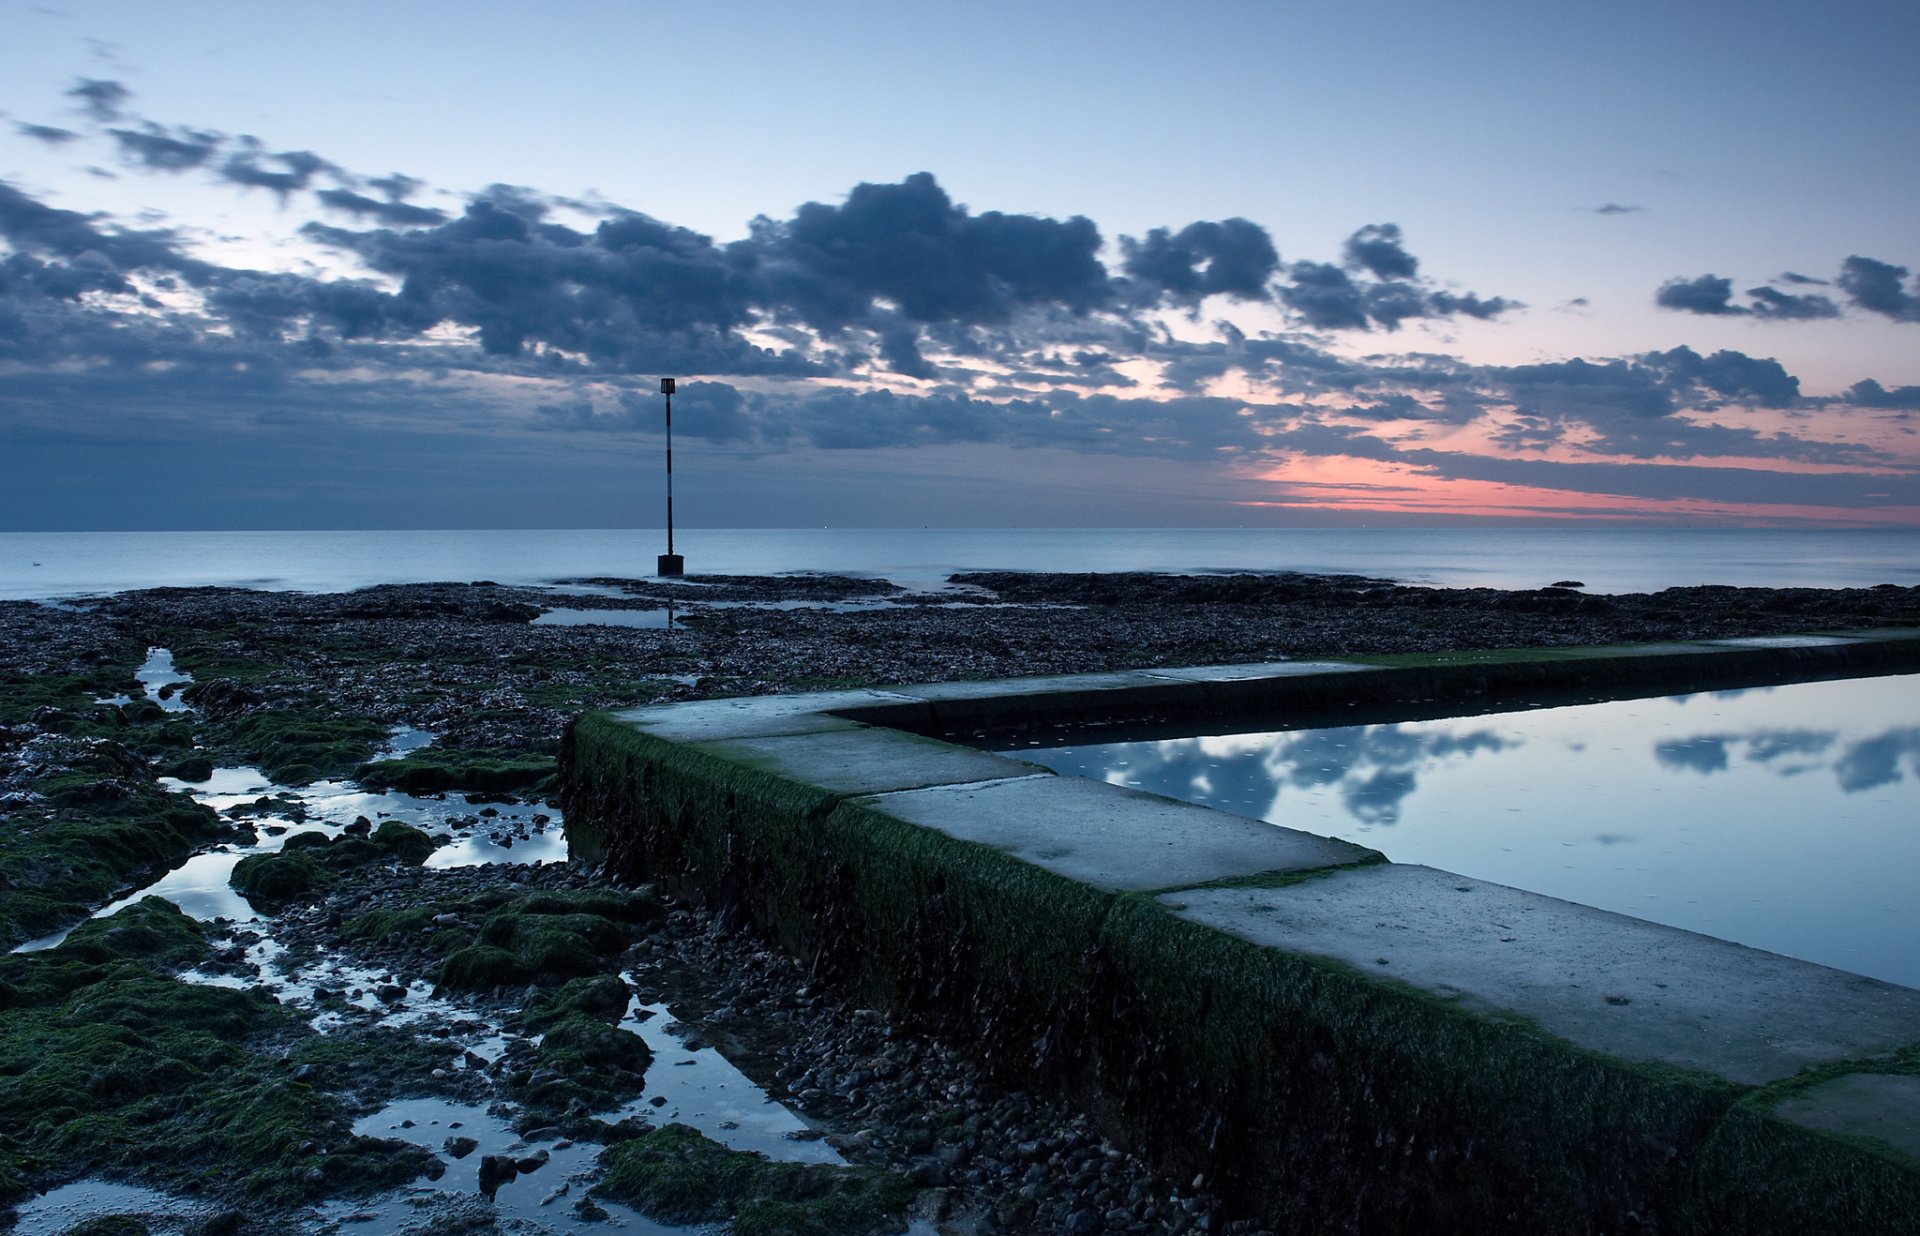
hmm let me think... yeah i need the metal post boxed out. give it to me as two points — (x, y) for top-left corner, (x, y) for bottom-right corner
(657, 377), (684, 577)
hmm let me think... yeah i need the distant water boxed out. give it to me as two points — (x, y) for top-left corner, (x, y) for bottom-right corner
(0, 527), (1916, 601)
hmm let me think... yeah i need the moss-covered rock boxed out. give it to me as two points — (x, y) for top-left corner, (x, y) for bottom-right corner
(507, 1014), (652, 1111)
(229, 826), (435, 908)
(354, 749), (557, 796)
(433, 888), (659, 992)
(216, 710), (389, 785)
(595, 1124), (912, 1234)
(0, 900), (437, 1206)
(0, 748), (223, 949)
(370, 819), (435, 863)
(518, 974), (634, 1031)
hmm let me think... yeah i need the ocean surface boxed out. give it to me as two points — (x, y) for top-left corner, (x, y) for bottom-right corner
(1, 527), (1917, 601)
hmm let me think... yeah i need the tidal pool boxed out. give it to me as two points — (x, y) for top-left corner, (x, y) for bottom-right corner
(1011, 672), (1920, 988)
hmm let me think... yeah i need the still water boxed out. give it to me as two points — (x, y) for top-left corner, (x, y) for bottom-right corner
(1013, 673), (1920, 988)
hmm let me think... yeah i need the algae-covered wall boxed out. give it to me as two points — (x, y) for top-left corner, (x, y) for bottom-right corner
(559, 639), (1920, 1235)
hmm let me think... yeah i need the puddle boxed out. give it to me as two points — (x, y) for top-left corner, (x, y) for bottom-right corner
(533, 607), (676, 629)
(615, 996), (842, 1162)
(135, 646), (193, 712)
(12, 728), (565, 954)
(322, 1098), (687, 1234)
(9, 1180), (202, 1235)
(318, 987), (841, 1233)
(368, 724), (438, 760)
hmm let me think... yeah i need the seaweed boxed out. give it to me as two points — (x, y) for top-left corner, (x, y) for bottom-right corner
(595, 1123), (912, 1234)
(0, 900), (437, 1206)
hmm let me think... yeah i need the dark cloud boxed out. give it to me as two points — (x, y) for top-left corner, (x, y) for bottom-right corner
(1587, 203), (1645, 215)
(748, 171), (1109, 331)
(1837, 255), (1920, 322)
(1426, 289), (1519, 320)
(1641, 345), (1799, 408)
(1656, 274), (1838, 321)
(1280, 242), (1518, 332)
(1745, 285), (1839, 320)
(1656, 274), (1742, 315)
(314, 188), (448, 227)
(1279, 261), (1370, 330)
(367, 173), (425, 201)
(66, 77), (130, 121)
(14, 122), (79, 145)
(534, 379), (753, 441)
(1844, 379), (1920, 409)
(1776, 272), (1827, 286)
(0, 179), (209, 282)
(1343, 223), (1418, 280)
(218, 142), (335, 198)
(109, 122), (223, 172)
(1120, 217), (1279, 303)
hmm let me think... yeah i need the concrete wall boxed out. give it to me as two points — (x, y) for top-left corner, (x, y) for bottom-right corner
(561, 631), (1920, 1234)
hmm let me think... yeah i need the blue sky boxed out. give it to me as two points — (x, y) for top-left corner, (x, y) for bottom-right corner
(3, 0), (1918, 529)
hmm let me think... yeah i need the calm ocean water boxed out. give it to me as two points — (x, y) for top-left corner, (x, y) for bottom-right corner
(1, 527), (1917, 601)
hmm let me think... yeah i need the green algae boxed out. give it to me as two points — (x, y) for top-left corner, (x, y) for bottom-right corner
(0, 766), (223, 949)
(0, 900), (436, 1208)
(228, 822), (434, 907)
(508, 1015), (653, 1111)
(216, 710), (389, 785)
(595, 1123), (912, 1234)
(340, 887), (659, 992)
(517, 974), (634, 1031)
(353, 748), (557, 796)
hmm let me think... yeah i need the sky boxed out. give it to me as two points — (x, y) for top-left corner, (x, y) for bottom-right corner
(2, 0), (1918, 530)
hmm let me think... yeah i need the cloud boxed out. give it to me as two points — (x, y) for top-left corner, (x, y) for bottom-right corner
(1837, 255), (1920, 323)
(749, 171), (1110, 331)
(1343, 223), (1418, 280)
(1656, 273), (1742, 315)
(14, 122), (78, 145)
(1280, 229), (1518, 332)
(218, 141), (336, 199)
(65, 77), (130, 121)
(1120, 217), (1279, 303)
(109, 122), (223, 172)
(1845, 379), (1920, 409)
(314, 187), (448, 227)
(1280, 261), (1370, 330)
(1587, 203), (1645, 215)
(1745, 285), (1840, 320)
(1656, 273), (1838, 320)
(1641, 345), (1799, 407)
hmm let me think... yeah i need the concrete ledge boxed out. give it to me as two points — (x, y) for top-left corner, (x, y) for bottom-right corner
(562, 629), (1920, 1234)
(1162, 866), (1920, 1086)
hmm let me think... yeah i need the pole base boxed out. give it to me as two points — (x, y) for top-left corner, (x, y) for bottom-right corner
(656, 553), (685, 578)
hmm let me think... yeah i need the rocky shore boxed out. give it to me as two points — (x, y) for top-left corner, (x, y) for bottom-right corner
(3, 571), (1917, 1234)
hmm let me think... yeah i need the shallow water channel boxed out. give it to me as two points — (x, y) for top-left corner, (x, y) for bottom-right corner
(9, 648), (853, 1233)
(1011, 671), (1920, 989)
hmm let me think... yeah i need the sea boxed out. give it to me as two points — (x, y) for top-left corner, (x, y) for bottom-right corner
(1, 527), (1917, 601)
